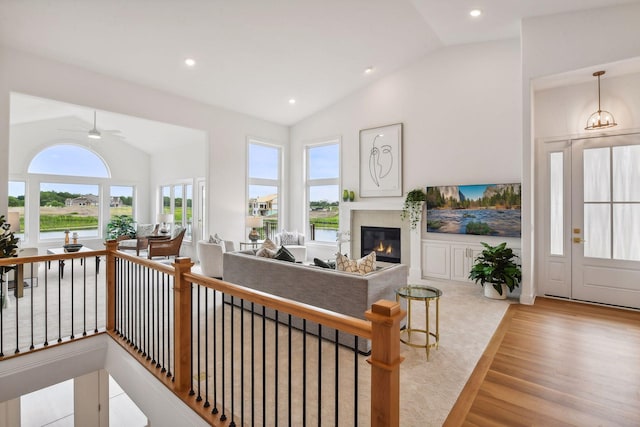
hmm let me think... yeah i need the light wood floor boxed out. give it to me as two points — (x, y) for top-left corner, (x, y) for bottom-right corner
(445, 297), (640, 426)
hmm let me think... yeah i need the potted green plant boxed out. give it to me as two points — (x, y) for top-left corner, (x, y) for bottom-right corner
(468, 242), (521, 299)
(0, 215), (19, 309)
(106, 215), (136, 240)
(401, 188), (426, 230)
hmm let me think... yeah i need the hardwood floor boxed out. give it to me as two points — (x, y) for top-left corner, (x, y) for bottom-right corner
(445, 297), (640, 426)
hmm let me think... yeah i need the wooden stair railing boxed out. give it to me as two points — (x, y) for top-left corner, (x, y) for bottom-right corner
(105, 240), (405, 426)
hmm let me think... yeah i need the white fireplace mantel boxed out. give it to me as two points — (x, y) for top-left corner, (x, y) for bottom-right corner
(340, 200), (423, 281)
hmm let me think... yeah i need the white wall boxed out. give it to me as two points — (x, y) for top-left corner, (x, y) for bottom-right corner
(522, 2), (640, 303)
(290, 39), (522, 273)
(534, 72), (640, 138)
(0, 46), (289, 251)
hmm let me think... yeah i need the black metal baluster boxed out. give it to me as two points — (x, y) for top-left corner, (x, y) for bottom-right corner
(70, 258), (75, 340)
(57, 259), (62, 343)
(303, 319), (307, 427)
(161, 273), (166, 373)
(212, 290), (218, 415)
(288, 314), (292, 427)
(155, 270), (160, 368)
(83, 258), (87, 336)
(151, 268), (156, 365)
(14, 269), (19, 353)
(354, 337), (358, 427)
(241, 297), (245, 426)
(220, 292), (227, 422)
(196, 284), (201, 402)
(166, 273), (172, 378)
(204, 287), (210, 409)
(230, 295), (236, 427)
(317, 325), (322, 427)
(114, 258), (119, 335)
(335, 330), (339, 426)
(262, 305), (266, 426)
(94, 256), (99, 333)
(44, 269), (48, 347)
(143, 267), (148, 358)
(29, 263), (34, 350)
(274, 309), (278, 427)
(251, 302), (255, 427)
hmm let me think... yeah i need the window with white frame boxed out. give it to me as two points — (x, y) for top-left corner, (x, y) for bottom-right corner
(306, 141), (340, 242)
(158, 183), (194, 240)
(28, 145), (110, 240)
(247, 140), (281, 239)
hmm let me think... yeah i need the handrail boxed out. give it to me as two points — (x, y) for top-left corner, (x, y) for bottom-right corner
(185, 272), (373, 339)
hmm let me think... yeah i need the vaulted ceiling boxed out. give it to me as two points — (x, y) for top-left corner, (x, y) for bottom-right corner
(2, 0), (637, 127)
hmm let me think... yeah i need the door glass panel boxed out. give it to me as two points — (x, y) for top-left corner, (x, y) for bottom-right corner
(613, 204), (640, 261)
(549, 152), (563, 255)
(583, 148), (610, 202)
(584, 204), (611, 259)
(613, 145), (640, 202)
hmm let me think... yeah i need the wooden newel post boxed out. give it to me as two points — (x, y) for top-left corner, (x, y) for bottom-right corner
(173, 257), (194, 392)
(365, 300), (406, 427)
(105, 240), (118, 332)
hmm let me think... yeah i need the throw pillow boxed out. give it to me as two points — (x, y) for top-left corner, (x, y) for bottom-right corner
(261, 238), (277, 251)
(336, 251), (376, 275)
(209, 233), (223, 244)
(313, 258), (332, 269)
(274, 246), (295, 263)
(257, 247), (276, 258)
(280, 230), (299, 246)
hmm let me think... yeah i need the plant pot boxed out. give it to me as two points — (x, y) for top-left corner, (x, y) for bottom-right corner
(484, 283), (507, 300)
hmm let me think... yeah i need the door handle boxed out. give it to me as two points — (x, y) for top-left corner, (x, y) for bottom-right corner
(573, 237), (586, 244)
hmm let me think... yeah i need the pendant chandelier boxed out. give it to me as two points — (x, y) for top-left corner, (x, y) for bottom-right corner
(585, 70), (617, 130)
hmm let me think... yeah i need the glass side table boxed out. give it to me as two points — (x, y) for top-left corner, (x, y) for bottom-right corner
(395, 285), (442, 360)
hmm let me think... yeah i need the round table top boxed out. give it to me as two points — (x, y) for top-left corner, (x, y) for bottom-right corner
(395, 285), (442, 300)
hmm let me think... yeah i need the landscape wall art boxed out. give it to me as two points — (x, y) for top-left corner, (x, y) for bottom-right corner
(426, 183), (521, 237)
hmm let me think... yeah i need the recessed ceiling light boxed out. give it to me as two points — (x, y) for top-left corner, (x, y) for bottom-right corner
(184, 58), (196, 67)
(289, 98), (296, 104)
(365, 67), (374, 74)
(470, 9), (482, 18)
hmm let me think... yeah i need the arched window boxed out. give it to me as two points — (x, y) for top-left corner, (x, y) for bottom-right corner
(28, 145), (110, 240)
(28, 144), (109, 177)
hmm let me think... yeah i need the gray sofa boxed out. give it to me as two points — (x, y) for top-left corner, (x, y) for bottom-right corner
(223, 250), (408, 353)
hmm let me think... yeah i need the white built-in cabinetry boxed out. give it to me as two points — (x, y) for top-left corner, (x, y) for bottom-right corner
(422, 239), (520, 283)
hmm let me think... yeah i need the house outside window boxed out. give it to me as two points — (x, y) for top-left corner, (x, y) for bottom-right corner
(306, 141), (340, 242)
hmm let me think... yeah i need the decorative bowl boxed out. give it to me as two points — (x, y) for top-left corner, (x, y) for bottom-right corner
(63, 243), (83, 253)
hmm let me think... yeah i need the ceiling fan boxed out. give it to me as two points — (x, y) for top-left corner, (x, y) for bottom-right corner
(58, 110), (123, 140)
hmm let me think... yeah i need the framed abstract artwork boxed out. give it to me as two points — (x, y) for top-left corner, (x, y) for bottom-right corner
(359, 123), (403, 197)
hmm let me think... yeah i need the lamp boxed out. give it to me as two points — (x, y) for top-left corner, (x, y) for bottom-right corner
(246, 216), (264, 242)
(585, 70), (617, 130)
(157, 213), (174, 234)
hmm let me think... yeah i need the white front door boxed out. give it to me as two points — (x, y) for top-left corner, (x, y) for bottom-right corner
(570, 134), (640, 308)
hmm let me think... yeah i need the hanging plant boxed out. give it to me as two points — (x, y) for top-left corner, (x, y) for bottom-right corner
(401, 188), (426, 230)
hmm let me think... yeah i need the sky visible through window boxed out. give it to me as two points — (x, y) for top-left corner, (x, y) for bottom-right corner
(11, 144), (123, 196)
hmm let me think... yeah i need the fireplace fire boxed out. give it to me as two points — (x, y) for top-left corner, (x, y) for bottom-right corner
(361, 226), (401, 263)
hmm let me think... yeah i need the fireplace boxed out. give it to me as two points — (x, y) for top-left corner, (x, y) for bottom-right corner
(361, 226), (401, 263)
